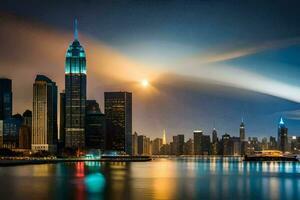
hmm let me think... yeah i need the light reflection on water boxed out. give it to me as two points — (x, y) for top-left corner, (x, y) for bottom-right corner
(0, 158), (300, 200)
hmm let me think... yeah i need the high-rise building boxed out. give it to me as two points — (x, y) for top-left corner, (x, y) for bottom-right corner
(3, 114), (23, 149)
(184, 138), (194, 155)
(269, 136), (277, 150)
(0, 78), (12, 148)
(152, 138), (163, 155)
(85, 100), (106, 150)
(137, 135), (151, 155)
(212, 128), (218, 143)
(32, 75), (58, 152)
(105, 92), (132, 154)
(0, 78), (12, 120)
(211, 128), (219, 155)
(22, 110), (32, 127)
(240, 120), (245, 141)
(194, 130), (203, 155)
(19, 110), (32, 149)
(59, 92), (66, 149)
(162, 129), (167, 145)
(132, 132), (138, 155)
(278, 117), (288, 152)
(172, 135), (185, 155)
(194, 130), (210, 155)
(220, 133), (231, 155)
(65, 20), (87, 149)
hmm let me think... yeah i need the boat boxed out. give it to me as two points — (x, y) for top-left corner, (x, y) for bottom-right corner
(244, 150), (299, 162)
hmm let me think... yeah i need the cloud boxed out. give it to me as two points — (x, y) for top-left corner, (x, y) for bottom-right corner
(181, 37), (300, 65)
(282, 110), (300, 120)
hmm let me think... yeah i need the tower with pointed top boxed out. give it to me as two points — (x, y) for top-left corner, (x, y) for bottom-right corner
(278, 117), (288, 152)
(239, 119), (245, 141)
(162, 129), (167, 145)
(64, 19), (87, 149)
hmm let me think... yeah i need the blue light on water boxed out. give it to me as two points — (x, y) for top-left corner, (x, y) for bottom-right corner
(84, 173), (106, 193)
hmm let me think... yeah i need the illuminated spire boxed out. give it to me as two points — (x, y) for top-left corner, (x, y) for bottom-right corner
(279, 117), (284, 125)
(74, 18), (78, 40)
(162, 129), (167, 145)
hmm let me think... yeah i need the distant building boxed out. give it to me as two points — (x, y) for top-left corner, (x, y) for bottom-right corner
(184, 138), (194, 155)
(269, 136), (277, 150)
(19, 110), (32, 149)
(240, 120), (245, 141)
(211, 128), (219, 155)
(290, 136), (300, 153)
(132, 132), (138, 155)
(3, 114), (23, 149)
(105, 92), (132, 154)
(65, 20), (87, 149)
(231, 136), (241, 156)
(59, 92), (65, 149)
(278, 117), (288, 152)
(261, 137), (268, 150)
(32, 75), (58, 152)
(172, 135), (185, 155)
(152, 138), (163, 155)
(0, 78), (12, 148)
(160, 144), (170, 155)
(194, 130), (203, 155)
(220, 133), (231, 155)
(137, 135), (151, 155)
(85, 100), (106, 150)
(19, 125), (31, 149)
(0, 78), (12, 120)
(194, 130), (210, 155)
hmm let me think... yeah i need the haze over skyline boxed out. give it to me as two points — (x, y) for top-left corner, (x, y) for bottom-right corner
(2, 0), (300, 140)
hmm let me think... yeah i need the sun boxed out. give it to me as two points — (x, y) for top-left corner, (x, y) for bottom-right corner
(141, 79), (149, 87)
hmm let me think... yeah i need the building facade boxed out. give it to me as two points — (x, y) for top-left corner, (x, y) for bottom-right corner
(32, 75), (58, 152)
(85, 100), (106, 150)
(0, 78), (12, 148)
(65, 20), (87, 149)
(278, 117), (288, 152)
(105, 92), (132, 154)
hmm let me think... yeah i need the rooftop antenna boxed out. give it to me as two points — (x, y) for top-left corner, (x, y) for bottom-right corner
(74, 18), (78, 40)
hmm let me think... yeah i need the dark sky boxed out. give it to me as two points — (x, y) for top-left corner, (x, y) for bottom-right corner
(1, 0), (300, 141)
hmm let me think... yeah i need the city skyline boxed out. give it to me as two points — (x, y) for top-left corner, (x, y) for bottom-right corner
(2, 1), (300, 139)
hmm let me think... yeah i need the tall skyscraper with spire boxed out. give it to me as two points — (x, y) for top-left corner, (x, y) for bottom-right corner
(64, 19), (87, 149)
(278, 117), (288, 152)
(240, 118), (245, 141)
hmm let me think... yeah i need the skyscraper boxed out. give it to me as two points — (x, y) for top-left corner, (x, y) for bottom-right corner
(65, 20), (87, 149)
(32, 75), (58, 152)
(132, 132), (138, 155)
(59, 92), (66, 149)
(173, 134), (185, 155)
(194, 130), (211, 155)
(85, 100), (106, 150)
(194, 130), (203, 155)
(0, 78), (12, 148)
(162, 129), (167, 145)
(0, 78), (12, 120)
(278, 117), (288, 152)
(19, 110), (32, 149)
(105, 92), (132, 154)
(240, 119), (245, 141)
(152, 138), (163, 155)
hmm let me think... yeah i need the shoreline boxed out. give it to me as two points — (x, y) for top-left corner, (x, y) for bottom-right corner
(0, 156), (152, 166)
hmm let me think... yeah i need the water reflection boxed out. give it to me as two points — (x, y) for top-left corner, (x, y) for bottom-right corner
(1, 159), (300, 199)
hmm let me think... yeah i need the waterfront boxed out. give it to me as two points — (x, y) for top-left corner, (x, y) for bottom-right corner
(0, 158), (300, 200)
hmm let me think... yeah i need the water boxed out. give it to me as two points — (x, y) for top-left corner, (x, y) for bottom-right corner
(0, 157), (300, 200)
